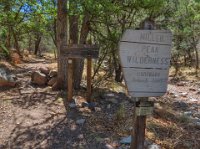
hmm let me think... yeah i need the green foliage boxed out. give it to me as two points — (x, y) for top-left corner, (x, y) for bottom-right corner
(116, 103), (125, 121)
(0, 44), (10, 58)
(0, 0), (199, 75)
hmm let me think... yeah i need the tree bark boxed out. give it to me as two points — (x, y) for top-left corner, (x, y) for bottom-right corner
(194, 47), (199, 77)
(112, 49), (123, 82)
(4, 3), (11, 50)
(5, 27), (11, 49)
(192, 40), (199, 77)
(69, 14), (80, 89)
(34, 35), (42, 55)
(69, 15), (79, 44)
(12, 28), (21, 56)
(74, 12), (90, 89)
(49, 19), (57, 59)
(80, 13), (90, 44)
(28, 34), (32, 52)
(55, 0), (68, 90)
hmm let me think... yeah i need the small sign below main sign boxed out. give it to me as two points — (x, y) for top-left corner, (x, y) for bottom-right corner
(119, 30), (172, 97)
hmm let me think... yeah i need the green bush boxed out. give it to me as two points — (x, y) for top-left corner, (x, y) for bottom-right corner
(0, 44), (10, 58)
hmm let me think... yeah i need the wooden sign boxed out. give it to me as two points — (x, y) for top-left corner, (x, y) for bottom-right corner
(61, 44), (99, 58)
(61, 44), (99, 102)
(119, 30), (172, 97)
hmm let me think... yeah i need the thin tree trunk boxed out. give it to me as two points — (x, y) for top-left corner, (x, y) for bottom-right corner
(69, 15), (79, 44)
(4, 3), (11, 50)
(12, 29), (21, 56)
(80, 13), (90, 44)
(187, 49), (192, 66)
(54, 18), (57, 47)
(74, 13), (90, 89)
(28, 35), (32, 52)
(112, 49), (123, 82)
(69, 14), (80, 89)
(193, 43), (199, 77)
(5, 27), (11, 49)
(50, 19), (57, 60)
(34, 35), (42, 55)
(194, 47), (199, 77)
(50, 33), (57, 59)
(184, 54), (187, 66)
(53, 47), (57, 60)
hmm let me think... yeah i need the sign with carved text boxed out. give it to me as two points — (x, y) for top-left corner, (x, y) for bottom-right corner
(119, 30), (172, 97)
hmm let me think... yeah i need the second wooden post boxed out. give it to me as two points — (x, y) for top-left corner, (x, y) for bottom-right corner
(67, 58), (73, 102)
(87, 56), (92, 102)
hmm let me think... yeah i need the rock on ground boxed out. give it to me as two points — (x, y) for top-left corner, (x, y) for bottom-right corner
(172, 101), (188, 110)
(39, 67), (50, 76)
(47, 77), (57, 86)
(148, 143), (161, 149)
(103, 144), (115, 149)
(76, 119), (86, 125)
(120, 136), (132, 144)
(49, 70), (57, 77)
(0, 67), (16, 88)
(31, 71), (48, 86)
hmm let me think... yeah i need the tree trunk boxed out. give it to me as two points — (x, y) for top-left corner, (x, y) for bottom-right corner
(28, 34), (32, 52)
(187, 49), (192, 66)
(69, 16), (79, 44)
(69, 14), (80, 89)
(193, 43), (199, 77)
(183, 54), (187, 66)
(194, 47), (199, 77)
(5, 27), (11, 49)
(4, 3), (11, 50)
(55, 0), (68, 90)
(54, 18), (57, 47)
(50, 19), (57, 59)
(115, 65), (123, 82)
(34, 35), (42, 55)
(112, 49), (123, 82)
(80, 13), (90, 44)
(12, 29), (21, 56)
(74, 13), (90, 89)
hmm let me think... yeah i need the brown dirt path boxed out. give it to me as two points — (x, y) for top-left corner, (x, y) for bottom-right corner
(0, 58), (200, 149)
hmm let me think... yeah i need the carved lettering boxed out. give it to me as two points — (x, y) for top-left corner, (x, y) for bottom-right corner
(142, 45), (159, 53)
(140, 33), (165, 43)
(119, 30), (172, 97)
(137, 72), (160, 77)
(126, 56), (169, 65)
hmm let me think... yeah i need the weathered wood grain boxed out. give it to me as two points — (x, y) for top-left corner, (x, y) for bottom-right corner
(119, 42), (171, 69)
(61, 45), (99, 58)
(123, 68), (169, 97)
(119, 30), (172, 97)
(120, 30), (172, 45)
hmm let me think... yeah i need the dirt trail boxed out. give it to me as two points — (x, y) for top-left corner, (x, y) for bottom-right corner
(0, 58), (200, 149)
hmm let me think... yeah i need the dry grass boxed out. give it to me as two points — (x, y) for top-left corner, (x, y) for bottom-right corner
(169, 66), (200, 81)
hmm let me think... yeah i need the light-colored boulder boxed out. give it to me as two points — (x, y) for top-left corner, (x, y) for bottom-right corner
(0, 67), (16, 88)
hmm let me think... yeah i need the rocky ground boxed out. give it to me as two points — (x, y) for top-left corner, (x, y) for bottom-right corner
(0, 57), (199, 149)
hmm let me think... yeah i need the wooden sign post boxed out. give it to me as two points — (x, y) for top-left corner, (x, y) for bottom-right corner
(87, 56), (92, 101)
(61, 44), (99, 102)
(119, 21), (172, 149)
(67, 59), (73, 102)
